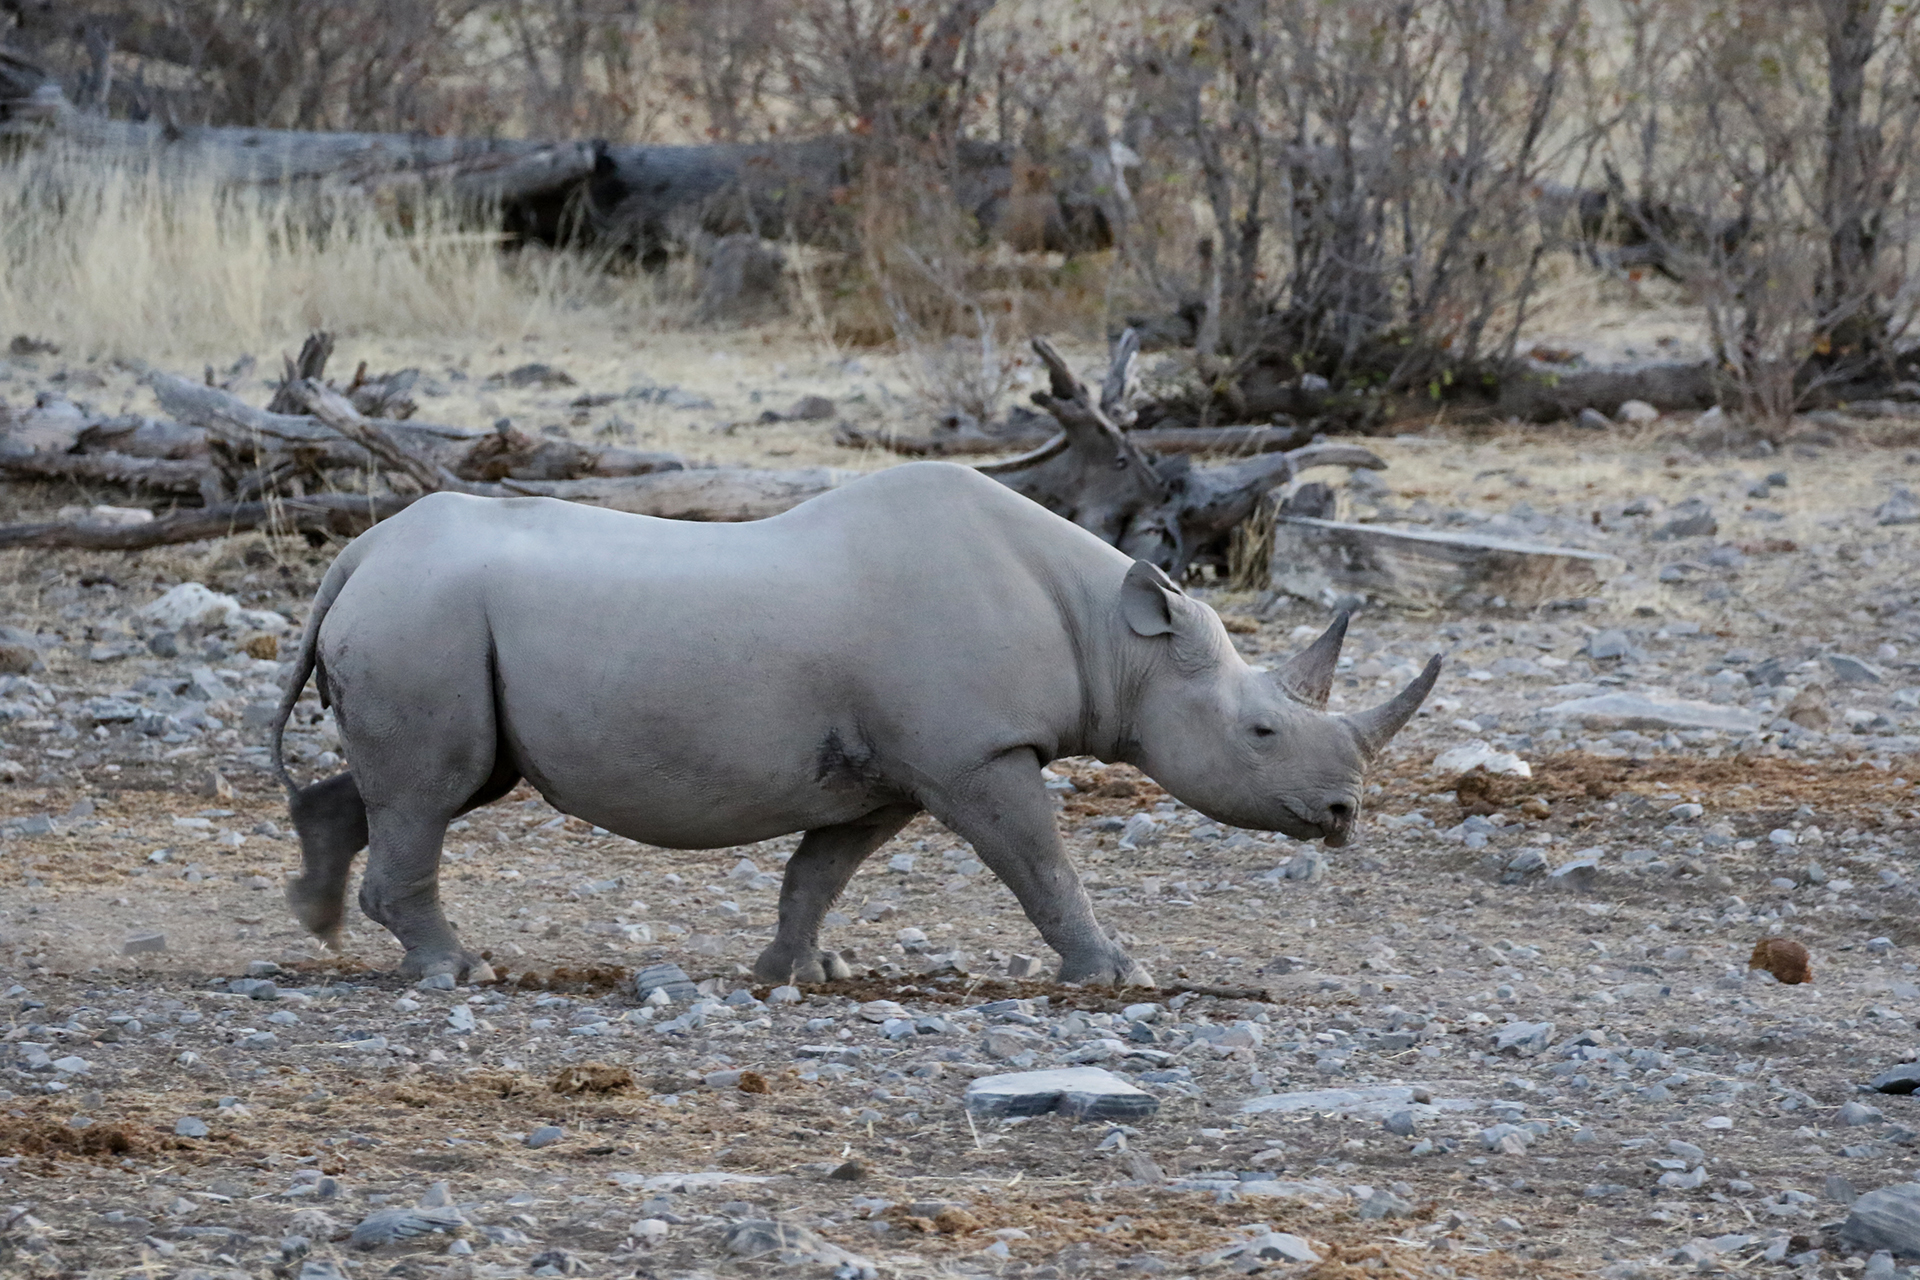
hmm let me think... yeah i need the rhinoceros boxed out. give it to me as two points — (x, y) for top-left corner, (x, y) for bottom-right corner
(268, 462), (1438, 985)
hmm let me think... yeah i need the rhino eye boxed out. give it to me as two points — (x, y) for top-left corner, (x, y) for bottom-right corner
(1251, 725), (1275, 737)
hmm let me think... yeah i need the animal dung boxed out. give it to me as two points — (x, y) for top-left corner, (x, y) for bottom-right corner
(1748, 936), (1811, 985)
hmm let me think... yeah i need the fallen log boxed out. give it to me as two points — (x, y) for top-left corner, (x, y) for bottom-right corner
(0, 448), (215, 497)
(0, 493), (415, 550)
(836, 416), (1311, 458)
(1268, 518), (1617, 609)
(979, 333), (1383, 573)
(1495, 360), (1719, 423)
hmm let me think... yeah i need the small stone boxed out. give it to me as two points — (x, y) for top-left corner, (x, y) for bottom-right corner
(525, 1125), (564, 1148)
(1869, 1064), (1920, 1095)
(1576, 407), (1611, 431)
(633, 962), (699, 1003)
(1548, 857), (1598, 892)
(121, 931), (167, 956)
(767, 984), (801, 1004)
(1493, 1021), (1554, 1056)
(1617, 399), (1659, 424)
(1828, 1173), (1861, 1205)
(1748, 937), (1811, 985)
(174, 1116), (210, 1137)
(415, 973), (456, 991)
(1245, 1232), (1319, 1263)
(1841, 1182), (1920, 1259)
(829, 1159), (867, 1181)
(50, 1055), (90, 1073)
(1654, 499), (1717, 540)
(1543, 692), (1758, 734)
(965, 1067), (1158, 1121)
(349, 1204), (467, 1249)
(1005, 954), (1042, 979)
(1383, 1109), (1418, 1137)
(1359, 1190), (1415, 1220)
(1825, 654), (1884, 685)
(1875, 487), (1920, 526)
(1839, 1101), (1884, 1126)
(1587, 629), (1633, 660)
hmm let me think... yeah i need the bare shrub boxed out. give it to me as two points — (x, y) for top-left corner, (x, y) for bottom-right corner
(1611, 0), (1920, 422)
(1116, 0), (1592, 410)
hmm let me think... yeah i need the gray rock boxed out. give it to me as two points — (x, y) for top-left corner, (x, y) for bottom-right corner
(1543, 692), (1759, 734)
(1283, 849), (1327, 882)
(524, 1125), (565, 1149)
(1842, 1182), (1920, 1258)
(1245, 1232), (1320, 1263)
(121, 931), (167, 955)
(1587, 629), (1634, 660)
(1494, 1021), (1555, 1056)
(1005, 954), (1042, 979)
(174, 1116), (209, 1137)
(965, 1067), (1159, 1121)
(1383, 1109), (1418, 1137)
(1876, 487), (1920, 526)
(1481, 1123), (1531, 1153)
(1654, 499), (1717, 540)
(1359, 1190), (1416, 1219)
(1617, 400), (1660, 424)
(1840, 1101), (1885, 1126)
(1870, 1064), (1920, 1095)
(1548, 857), (1599, 892)
(1825, 654), (1884, 685)
(1828, 1174), (1861, 1205)
(722, 1220), (876, 1277)
(1577, 408), (1612, 431)
(634, 962), (698, 1004)
(348, 1205), (466, 1249)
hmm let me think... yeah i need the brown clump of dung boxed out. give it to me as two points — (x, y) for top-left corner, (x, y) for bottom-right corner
(1749, 937), (1812, 984)
(550, 1063), (635, 1095)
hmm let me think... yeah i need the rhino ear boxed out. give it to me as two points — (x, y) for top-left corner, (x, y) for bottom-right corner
(1275, 611), (1348, 708)
(1120, 559), (1184, 637)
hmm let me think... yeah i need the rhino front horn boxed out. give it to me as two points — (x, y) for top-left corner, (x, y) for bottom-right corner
(1275, 610), (1348, 709)
(1344, 655), (1442, 757)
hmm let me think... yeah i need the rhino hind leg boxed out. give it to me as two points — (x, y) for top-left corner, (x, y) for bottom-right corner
(356, 806), (495, 983)
(928, 752), (1154, 988)
(754, 804), (919, 984)
(286, 772), (369, 947)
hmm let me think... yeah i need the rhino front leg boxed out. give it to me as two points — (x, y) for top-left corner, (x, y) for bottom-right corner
(358, 807), (494, 984)
(755, 804), (918, 983)
(928, 751), (1153, 987)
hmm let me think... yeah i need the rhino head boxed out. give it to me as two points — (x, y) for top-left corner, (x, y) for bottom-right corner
(1117, 560), (1440, 846)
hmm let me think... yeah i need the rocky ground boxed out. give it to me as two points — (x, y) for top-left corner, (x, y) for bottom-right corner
(1, 331), (1919, 1279)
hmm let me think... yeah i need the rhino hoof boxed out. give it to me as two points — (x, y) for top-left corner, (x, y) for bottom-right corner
(400, 949), (494, 985)
(753, 947), (853, 984)
(1060, 955), (1156, 988)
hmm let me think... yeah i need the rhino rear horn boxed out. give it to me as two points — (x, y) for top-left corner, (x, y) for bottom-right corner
(1275, 611), (1348, 708)
(1344, 655), (1442, 757)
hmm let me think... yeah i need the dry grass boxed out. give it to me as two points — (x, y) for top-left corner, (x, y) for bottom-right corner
(0, 149), (671, 362)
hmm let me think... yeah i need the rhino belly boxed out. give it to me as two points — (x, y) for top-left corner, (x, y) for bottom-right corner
(489, 661), (899, 849)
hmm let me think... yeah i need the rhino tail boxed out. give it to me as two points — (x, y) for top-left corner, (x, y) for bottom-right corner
(269, 544), (364, 795)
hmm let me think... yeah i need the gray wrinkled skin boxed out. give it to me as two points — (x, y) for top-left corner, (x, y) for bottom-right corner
(269, 463), (1439, 985)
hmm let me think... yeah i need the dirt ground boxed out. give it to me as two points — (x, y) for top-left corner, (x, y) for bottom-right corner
(0, 318), (1918, 1280)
